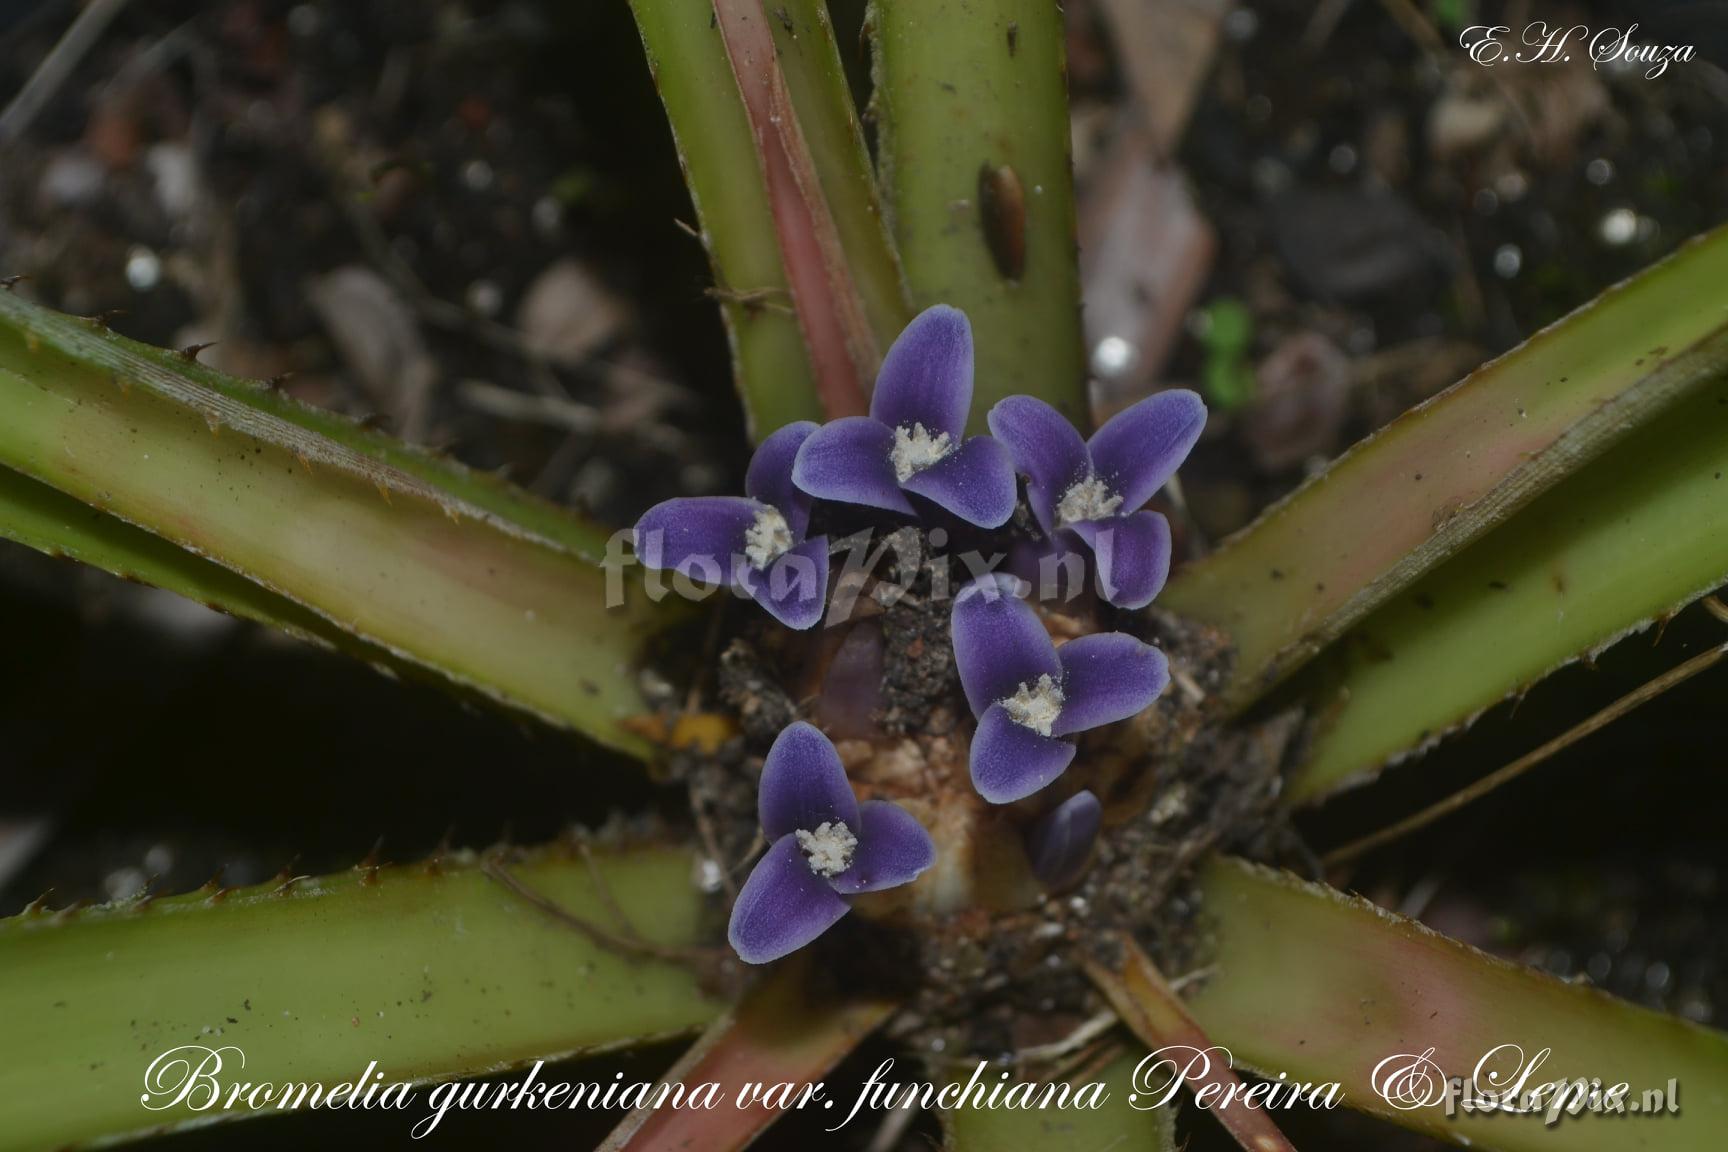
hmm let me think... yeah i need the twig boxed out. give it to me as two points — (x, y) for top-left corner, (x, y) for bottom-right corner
(1373, 0), (1442, 52)
(1169, 662), (1206, 706)
(689, 786), (741, 903)
(456, 378), (692, 460)
(1376, 0), (1537, 144)
(863, 1097), (920, 1152)
(1301, 0), (1355, 50)
(0, 0), (132, 144)
(456, 378), (599, 434)
(330, 178), (686, 407)
(1325, 598), (1728, 866)
(106, 17), (197, 92)
(1165, 963), (1216, 993)
(683, 595), (731, 714)
(1004, 1009), (1120, 1066)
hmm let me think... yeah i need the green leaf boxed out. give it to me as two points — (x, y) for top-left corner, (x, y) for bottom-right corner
(1162, 225), (1728, 705)
(871, 0), (1089, 429)
(1288, 376), (1728, 799)
(1189, 858), (1728, 1151)
(0, 464), (361, 649)
(0, 291), (678, 756)
(1200, 297), (1255, 411)
(1429, 0), (1473, 34)
(0, 844), (722, 1151)
(944, 1052), (1176, 1152)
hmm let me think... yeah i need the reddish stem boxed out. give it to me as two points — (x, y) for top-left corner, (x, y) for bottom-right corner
(1085, 932), (1302, 1152)
(712, 0), (874, 420)
(599, 956), (895, 1152)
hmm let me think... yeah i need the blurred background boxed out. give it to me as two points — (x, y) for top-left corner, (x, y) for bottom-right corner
(2, 2), (1726, 1148)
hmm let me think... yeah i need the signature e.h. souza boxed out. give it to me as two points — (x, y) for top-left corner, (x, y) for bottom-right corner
(1461, 22), (1696, 78)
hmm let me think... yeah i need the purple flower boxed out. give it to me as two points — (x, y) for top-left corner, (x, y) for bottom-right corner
(987, 390), (1206, 608)
(1026, 790), (1102, 889)
(793, 305), (1017, 528)
(951, 575), (1168, 804)
(633, 422), (829, 630)
(728, 722), (936, 964)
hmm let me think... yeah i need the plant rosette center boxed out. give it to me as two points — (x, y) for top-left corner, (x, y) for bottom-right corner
(641, 306), (1242, 999)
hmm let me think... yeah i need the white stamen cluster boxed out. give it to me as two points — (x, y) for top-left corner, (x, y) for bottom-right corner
(1001, 673), (1065, 737)
(795, 820), (858, 877)
(1055, 475), (1123, 527)
(890, 422), (953, 482)
(743, 506), (794, 570)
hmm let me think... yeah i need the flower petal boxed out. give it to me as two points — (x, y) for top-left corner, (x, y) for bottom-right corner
(745, 420), (820, 537)
(970, 703), (1077, 804)
(633, 496), (759, 582)
(744, 535), (830, 630)
(728, 834), (852, 964)
(987, 395), (1090, 533)
(792, 416), (915, 515)
(1051, 631), (1168, 737)
(899, 434), (1017, 528)
(1004, 534), (1090, 606)
(1087, 389), (1206, 513)
(757, 720), (860, 840)
(1069, 511), (1172, 609)
(1025, 790), (1102, 889)
(828, 800), (935, 894)
(870, 304), (973, 439)
(951, 575), (1061, 718)
(816, 620), (885, 739)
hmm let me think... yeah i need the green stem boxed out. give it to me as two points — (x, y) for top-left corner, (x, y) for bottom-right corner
(870, 0), (1088, 429)
(1083, 933), (1298, 1152)
(631, 0), (908, 436)
(599, 957), (894, 1151)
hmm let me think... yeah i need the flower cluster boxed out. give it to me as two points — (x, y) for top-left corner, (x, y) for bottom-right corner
(633, 306), (1205, 963)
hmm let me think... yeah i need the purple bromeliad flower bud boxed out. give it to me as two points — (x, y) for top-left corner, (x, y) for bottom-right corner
(633, 422), (829, 629)
(792, 305), (1017, 528)
(728, 722), (936, 964)
(987, 390), (1206, 608)
(1025, 790), (1102, 890)
(951, 575), (1168, 804)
